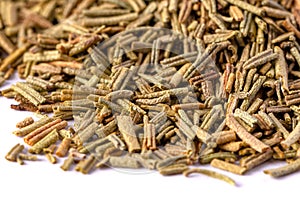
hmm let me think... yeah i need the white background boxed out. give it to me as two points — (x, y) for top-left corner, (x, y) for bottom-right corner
(0, 75), (299, 200)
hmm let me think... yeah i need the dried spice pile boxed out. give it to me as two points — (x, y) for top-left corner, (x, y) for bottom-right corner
(2, 0), (300, 185)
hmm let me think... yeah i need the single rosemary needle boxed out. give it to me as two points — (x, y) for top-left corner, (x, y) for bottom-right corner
(183, 168), (237, 186)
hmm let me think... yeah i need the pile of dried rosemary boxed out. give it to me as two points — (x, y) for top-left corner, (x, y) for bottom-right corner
(2, 0), (300, 186)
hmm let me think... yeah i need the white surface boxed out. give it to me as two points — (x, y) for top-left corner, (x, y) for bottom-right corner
(0, 76), (299, 200)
